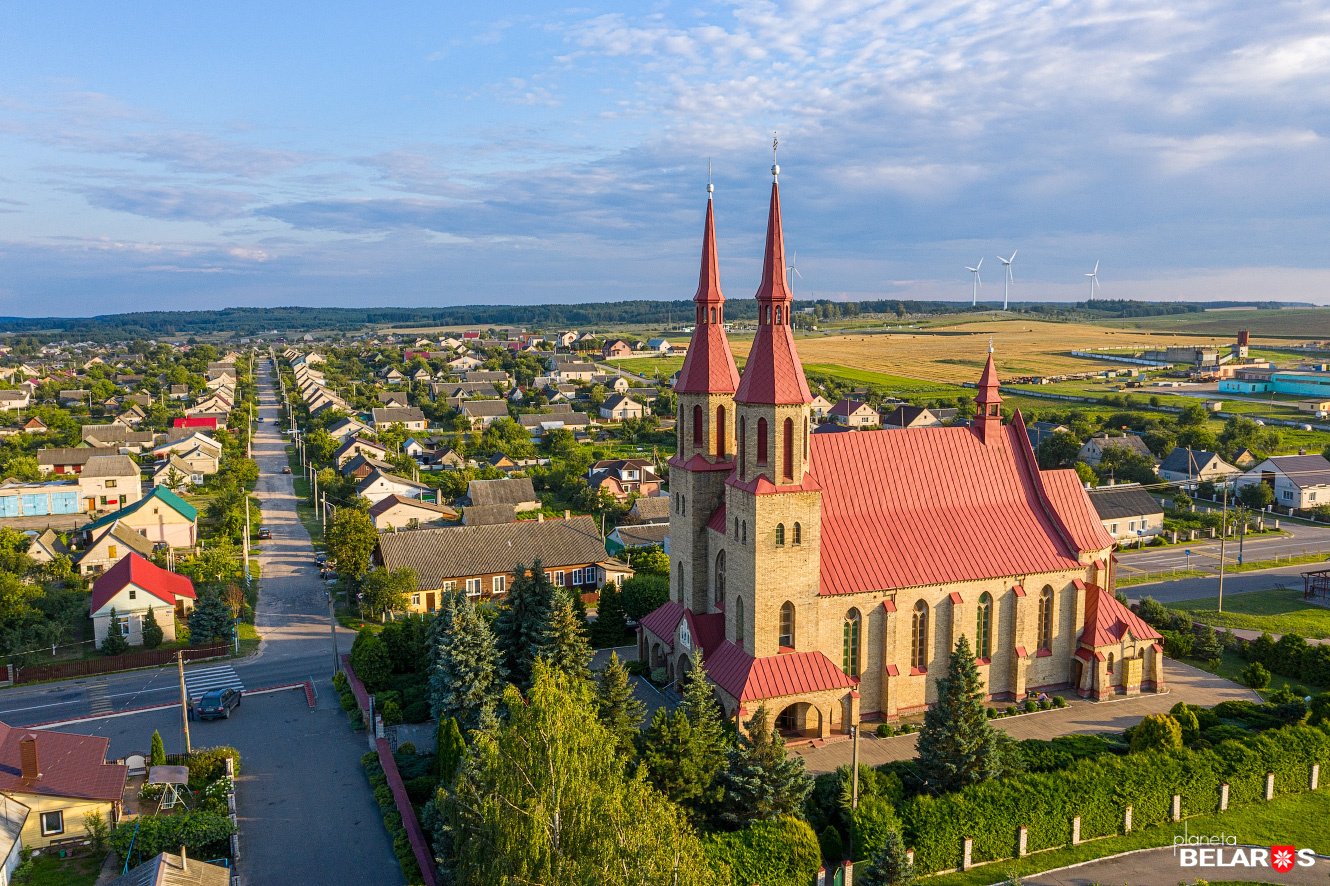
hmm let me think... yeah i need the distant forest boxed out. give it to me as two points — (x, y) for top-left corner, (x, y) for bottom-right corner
(0, 298), (1305, 342)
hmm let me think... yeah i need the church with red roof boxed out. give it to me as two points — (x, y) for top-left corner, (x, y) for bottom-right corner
(639, 161), (1164, 738)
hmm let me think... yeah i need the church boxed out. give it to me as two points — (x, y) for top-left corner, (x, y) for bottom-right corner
(638, 163), (1165, 739)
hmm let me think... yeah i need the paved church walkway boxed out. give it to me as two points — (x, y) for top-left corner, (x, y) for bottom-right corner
(794, 659), (1259, 775)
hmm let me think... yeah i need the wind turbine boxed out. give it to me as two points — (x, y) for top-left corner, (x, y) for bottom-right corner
(966, 258), (983, 306)
(998, 250), (1017, 311)
(786, 251), (802, 295)
(1085, 260), (1101, 300)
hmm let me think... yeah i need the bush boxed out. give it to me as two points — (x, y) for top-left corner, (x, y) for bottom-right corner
(349, 629), (392, 691)
(1171, 703), (1200, 744)
(1052, 695), (1068, 708)
(184, 746), (241, 788)
(702, 816), (821, 886)
(110, 811), (235, 861)
(850, 796), (902, 861)
(818, 824), (844, 867)
(1241, 661), (1271, 689)
(380, 699), (403, 726)
(363, 753), (424, 883)
(1135, 596), (1171, 626)
(1129, 714), (1183, 753)
(877, 723), (894, 737)
(404, 774), (438, 805)
(1162, 630), (1193, 659)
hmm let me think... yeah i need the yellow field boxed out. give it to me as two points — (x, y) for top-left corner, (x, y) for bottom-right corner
(776, 318), (1234, 383)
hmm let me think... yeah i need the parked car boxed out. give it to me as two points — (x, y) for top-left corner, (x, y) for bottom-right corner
(257, 527), (272, 540)
(195, 687), (242, 721)
(281, 466), (291, 474)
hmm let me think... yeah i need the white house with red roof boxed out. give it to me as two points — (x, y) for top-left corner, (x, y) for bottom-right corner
(90, 553), (197, 649)
(641, 167), (1163, 740)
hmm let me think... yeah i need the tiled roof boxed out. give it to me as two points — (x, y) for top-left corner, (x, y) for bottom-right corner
(1078, 583), (1161, 648)
(467, 477), (537, 507)
(376, 515), (621, 590)
(372, 406), (426, 425)
(810, 419), (1112, 596)
(1087, 484), (1165, 521)
(90, 553), (196, 614)
(626, 495), (670, 523)
(705, 643), (856, 703)
(107, 851), (231, 886)
(1159, 447), (1232, 476)
(612, 523), (670, 547)
(368, 494), (457, 519)
(0, 721), (127, 802)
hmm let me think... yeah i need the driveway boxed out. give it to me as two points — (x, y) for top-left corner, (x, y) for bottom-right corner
(794, 659), (1259, 775)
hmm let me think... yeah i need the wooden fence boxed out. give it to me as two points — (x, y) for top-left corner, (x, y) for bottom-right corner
(13, 643), (228, 684)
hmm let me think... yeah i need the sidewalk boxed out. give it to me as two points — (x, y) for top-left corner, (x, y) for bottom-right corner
(793, 659), (1258, 775)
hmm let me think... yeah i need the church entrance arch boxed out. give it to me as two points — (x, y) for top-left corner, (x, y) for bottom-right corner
(774, 701), (821, 739)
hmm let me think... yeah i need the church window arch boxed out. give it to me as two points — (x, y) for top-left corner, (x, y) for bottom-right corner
(710, 306), (717, 323)
(692, 405), (703, 448)
(775, 523), (785, 546)
(739, 418), (746, 473)
(1107, 652), (1115, 675)
(715, 405), (726, 457)
(911, 600), (929, 671)
(793, 522), (802, 545)
(779, 601), (795, 648)
(735, 594), (745, 645)
(757, 418), (769, 465)
(742, 521), (747, 544)
(842, 608), (862, 677)
(1038, 586), (1054, 652)
(783, 417), (794, 480)
(976, 592), (993, 660)
(714, 550), (726, 609)
(733, 517), (739, 538)
(775, 306), (782, 325)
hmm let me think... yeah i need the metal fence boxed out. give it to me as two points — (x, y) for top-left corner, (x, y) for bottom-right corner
(12, 643), (228, 684)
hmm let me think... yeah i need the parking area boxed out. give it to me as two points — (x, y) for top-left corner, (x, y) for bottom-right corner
(48, 685), (403, 886)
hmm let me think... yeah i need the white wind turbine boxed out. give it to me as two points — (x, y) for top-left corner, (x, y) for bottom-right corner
(1085, 260), (1101, 300)
(786, 251), (802, 295)
(998, 250), (1017, 311)
(966, 258), (983, 306)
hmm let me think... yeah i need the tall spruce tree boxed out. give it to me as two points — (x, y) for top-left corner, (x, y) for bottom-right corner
(435, 715), (466, 782)
(680, 665), (728, 810)
(101, 607), (129, 655)
(429, 596), (504, 731)
(140, 607), (164, 649)
(589, 582), (628, 648)
(188, 590), (234, 646)
(539, 593), (592, 682)
(641, 708), (702, 807)
(596, 652), (645, 761)
(493, 561), (553, 691)
(716, 706), (812, 829)
(916, 635), (1004, 793)
(859, 828), (917, 886)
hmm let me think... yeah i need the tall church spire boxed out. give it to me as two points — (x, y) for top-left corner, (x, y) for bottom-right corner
(734, 156), (812, 406)
(974, 346), (1003, 443)
(675, 184), (740, 396)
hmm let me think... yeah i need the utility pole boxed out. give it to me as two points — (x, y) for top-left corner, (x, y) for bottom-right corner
(243, 500), (251, 584)
(329, 583), (341, 676)
(177, 650), (192, 754)
(321, 492), (326, 529)
(1217, 481), (1229, 613)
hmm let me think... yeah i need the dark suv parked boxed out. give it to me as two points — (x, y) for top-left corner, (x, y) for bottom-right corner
(195, 687), (242, 721)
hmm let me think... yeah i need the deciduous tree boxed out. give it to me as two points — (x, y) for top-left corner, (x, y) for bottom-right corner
(359, 567), (416, 621)
(324, 507), (378, 579)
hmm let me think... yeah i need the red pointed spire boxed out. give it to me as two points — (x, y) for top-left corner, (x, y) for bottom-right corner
(974, 346), (1003, 442)
(676, 189), (740, 396)
(735, 173), (812, 406)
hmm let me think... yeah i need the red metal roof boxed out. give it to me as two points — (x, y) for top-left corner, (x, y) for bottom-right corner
(705, 641), (856, 702)
(638, 600), (685, 650)
(686, 610), (726, 658)
(676, 196), (741, 395)
(172, 416), (218, 429)
(705, 503), (727, 533)
(90, 552), (197, 614)
(976, 351), (1001, 404)
(1078, 583), (1162, 648)
(811, 419), (1111, 596)
(0, 722), (126, 802)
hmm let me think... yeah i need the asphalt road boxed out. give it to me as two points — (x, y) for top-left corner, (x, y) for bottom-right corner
(1116, 520), (1330, 577)
(0, 360), (401, 886)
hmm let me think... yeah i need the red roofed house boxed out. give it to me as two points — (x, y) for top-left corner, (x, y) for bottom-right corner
(90, 553), (197, 649)
(172, 416), (218, 430)
(641, 169), (1164, 740)
(0, 721), (126, 849)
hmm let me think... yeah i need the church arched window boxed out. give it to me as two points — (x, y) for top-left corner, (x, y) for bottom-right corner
(739, 417), (746, 474)
(783, 417), (794, 481)
(735, 594), (745, 645)
(842, 608), (861, 677)
(793, 522), (802, 545)
(911, 600), (929, 671)
(1038, 586), (1054, 652)
(715, 405), (726, 458)
(715, 550), (726, 609)
(741, 521), (747, 544)
(692, 404), (703, 448)
(976, 592), (993, 660)
(779, 601), (795, 648)
(757, 418), (768, 465)
(775, 523), (785, 546)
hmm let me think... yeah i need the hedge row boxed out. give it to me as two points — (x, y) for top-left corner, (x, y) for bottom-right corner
(701, 816), (821, 886)
(363, 752), (426, 886)
(901, 724), (1330, 874)
(1239, 633), (1330, 687)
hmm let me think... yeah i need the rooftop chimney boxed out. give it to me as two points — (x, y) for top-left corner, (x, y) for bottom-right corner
(564, 510), (570, 520)
(19, 735), (39, 781)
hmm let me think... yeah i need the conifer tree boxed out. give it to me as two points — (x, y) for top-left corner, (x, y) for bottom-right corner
(101, 608), (129, 655)
(149, 729), (166, 767)
(679, 665), (728, 809)
(140, 607), (164, 649)
(596, 652), (645, 760)
(716, 706), (812, 828)
(641, 707), (701, 807)
(435, 715), (466, 782)
(429, 596), (504, 731)
(539, 594), (592, 683)
(493, 561), (553, 691)
(859, 828), (917, 886)
(589, 582), (629, 648)
(916, 635), (1004, 794)
(188, 589), (234, 646)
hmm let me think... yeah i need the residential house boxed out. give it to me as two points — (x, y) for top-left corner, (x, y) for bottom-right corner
(587, 458), (662, 500)
(1087, 484), (1166, 543)
(446, 354), (484, 372)
(1026, 421), (1071, 450)
(380, 367), (407, 385)
(606, 522), (670, 556)
(0, 479), (82, 520)
(467, 477), (540, 514)
(75, 521), (156, 576)
(59, 390), (90, 407)
(623, 494), (670, 525)
(374, 515), (633, 612)
(460, 399), (509, 427)
(829, 399), (880, 429)
(1157, 447), (1241, 484)
(553, 362), (597, 384)
(37, 447), (103, 476)
(356, 468), (432, 506)
(371, 407), (427, 432)
(151, 454), (204, 490)
(334, 436), (389, 468)
(1236, 454), (1330, 510)
(21, 417), (47, 434)
(25, 529), (69, 564)
(0, 722), (126, 850)
(809, 395), (833, 420)
(368, 495), (458, 530)
(602, 340), (633, 359)
(599, 394), (646, 422)
(81, 425), (156, 451)
(557, 331), (579, 349)
(325, 417), (373, 441)
(80, 486), (198, 548)
(882, 405), (944, 429)
(377, 391), (410, 407)
(1076, 433), (1156, 467)
(645, 338), (672, 354)
(90, 553), (195, 648)
(1, 793), (25, 886)
(0, 390), (30, 412)
(78, 455), (142, 514)
(171, 416), (218, 431)
(341, 453), (395, 482)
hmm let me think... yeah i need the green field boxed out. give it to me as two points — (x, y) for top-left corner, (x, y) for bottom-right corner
(802, 364), (968, 398)
(923, 788), (1330, 885)
(1094, 307), (1330, 338)
(1168, 587), (1330, 639)
(607, 355), (688, 379)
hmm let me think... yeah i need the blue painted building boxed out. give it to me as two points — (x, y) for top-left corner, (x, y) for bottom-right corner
(1219, 371), (1330, 397)
(0, 480), (82, 518)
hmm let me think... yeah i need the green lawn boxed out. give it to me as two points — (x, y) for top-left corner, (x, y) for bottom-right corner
(923, 788), (1330, 885)
(1169, 586), (1330, 639)
(607, 355), (687, 379)
(1175, 648), (1320, 699)
(11, 852), (103, 886)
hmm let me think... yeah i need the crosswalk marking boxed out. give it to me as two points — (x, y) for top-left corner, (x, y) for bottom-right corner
(86, 679), (112, 715)
(184, 665), (245, 701)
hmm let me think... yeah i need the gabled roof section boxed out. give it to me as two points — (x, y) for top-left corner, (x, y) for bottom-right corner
(705, 642), (856, 702)
(1078, 583), (1161, 648)
(639, 600), (686, 649)
(0, 722), (126, 802)
(82, 485), (198, 534)
(90, 552), (196, 613)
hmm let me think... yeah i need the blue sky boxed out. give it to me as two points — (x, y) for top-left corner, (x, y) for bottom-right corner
(1, 1), (1328, 317)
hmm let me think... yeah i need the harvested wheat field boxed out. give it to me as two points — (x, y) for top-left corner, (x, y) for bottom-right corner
(767, 318), (1233, 384)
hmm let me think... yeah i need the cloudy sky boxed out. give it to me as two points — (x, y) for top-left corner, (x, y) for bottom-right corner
(1, 1), (1328, 317)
